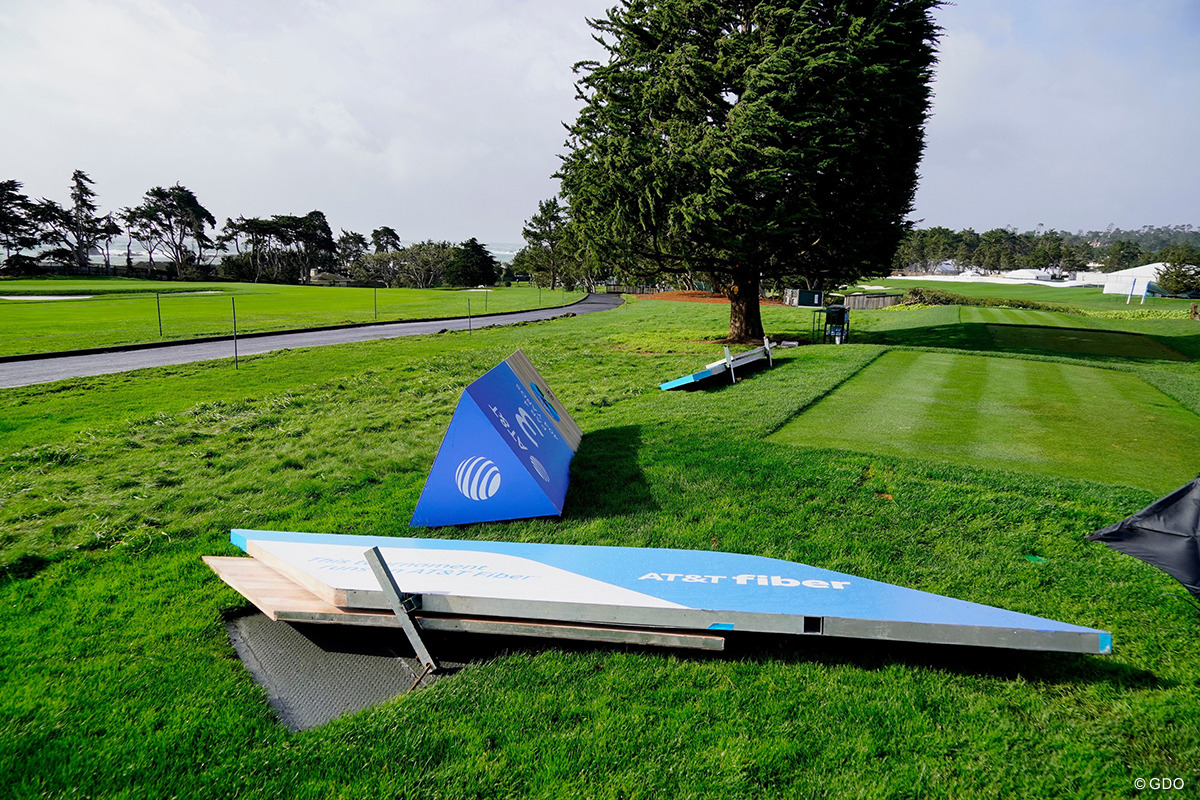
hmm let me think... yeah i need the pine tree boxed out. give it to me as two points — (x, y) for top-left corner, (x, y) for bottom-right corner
(559, 0), (941, 341)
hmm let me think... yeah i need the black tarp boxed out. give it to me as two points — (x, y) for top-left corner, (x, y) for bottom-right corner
(1088, 478), (1200, 601)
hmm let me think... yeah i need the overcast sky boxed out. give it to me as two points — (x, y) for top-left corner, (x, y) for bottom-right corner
(1, 0), (1197, 247)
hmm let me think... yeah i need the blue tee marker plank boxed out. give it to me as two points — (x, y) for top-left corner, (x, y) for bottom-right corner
(410, 350), (582, 528)
(659, 368), (717, 390)
(660, 341), (773, 390)
(230, 529), (1112, 655)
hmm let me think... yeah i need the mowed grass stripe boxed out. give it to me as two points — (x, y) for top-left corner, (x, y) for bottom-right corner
(813, 349), (956, 446)
(959, 306), (1086, 328)
(984, 324), (1188, 361)
(920, 351), (993, 455)
(986, 360), (1083, 465)
(769, 350), (1200, 492)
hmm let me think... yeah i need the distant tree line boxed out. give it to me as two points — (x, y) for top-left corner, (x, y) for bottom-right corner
(894, 224), (1200, 275)
(0, 171), (499, 288)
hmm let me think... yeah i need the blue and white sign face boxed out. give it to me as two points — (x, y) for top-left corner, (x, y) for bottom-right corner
(410, 351), (582, 528)
(232, 529), (1113, 655)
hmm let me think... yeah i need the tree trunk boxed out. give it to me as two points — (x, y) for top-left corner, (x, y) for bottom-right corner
(725, 268), (764, 343)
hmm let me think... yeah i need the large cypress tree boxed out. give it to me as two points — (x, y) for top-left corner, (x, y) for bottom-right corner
(34, 170), (113, 271)
(559, 0), (940, 341)
(446, 237), (499, 287)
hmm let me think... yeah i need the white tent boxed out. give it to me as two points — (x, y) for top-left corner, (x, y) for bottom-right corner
(1102, 262), (1167, 296)
(1004, 268), (1053, 281)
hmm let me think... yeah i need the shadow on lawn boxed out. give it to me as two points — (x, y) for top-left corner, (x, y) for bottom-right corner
(722, 631), (1165, 689)
(306, 627), (1161, 693)
(0, 552), (59, 583)
(566, 424), (660, 519)
(857, 321), (1191, 363)
(222, 612), (1160, 732)
(661, 352), (797, 393)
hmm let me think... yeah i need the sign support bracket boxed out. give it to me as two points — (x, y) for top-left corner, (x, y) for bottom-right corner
(364, 547), (440, 672)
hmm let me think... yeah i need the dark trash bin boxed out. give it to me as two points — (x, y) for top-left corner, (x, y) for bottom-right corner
(814, 305), (850, 344)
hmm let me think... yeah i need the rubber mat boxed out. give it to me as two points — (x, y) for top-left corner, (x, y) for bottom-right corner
(226, 611), (444, 731)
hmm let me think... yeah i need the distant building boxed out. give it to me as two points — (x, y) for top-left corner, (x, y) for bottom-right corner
(309, 268), (353, 287)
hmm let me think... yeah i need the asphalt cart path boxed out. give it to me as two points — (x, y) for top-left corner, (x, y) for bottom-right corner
(0, 293), (624, 389)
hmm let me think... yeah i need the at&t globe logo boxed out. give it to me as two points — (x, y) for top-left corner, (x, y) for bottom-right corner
(455, 456), (501, 501)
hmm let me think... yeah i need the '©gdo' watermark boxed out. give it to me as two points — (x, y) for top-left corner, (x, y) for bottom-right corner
(1134, 777), (1186, 790)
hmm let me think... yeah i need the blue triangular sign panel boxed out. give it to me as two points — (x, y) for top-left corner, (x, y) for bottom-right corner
(410, 395), (560, 526)
(410, 350), (582, 527)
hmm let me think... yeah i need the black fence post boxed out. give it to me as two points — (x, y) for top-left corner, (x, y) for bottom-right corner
(232, 297), (239, 369)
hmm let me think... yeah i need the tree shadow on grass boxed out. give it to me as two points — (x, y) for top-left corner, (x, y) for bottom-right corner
(857, 321), (1191, 364)
(565, 424), (660, 519)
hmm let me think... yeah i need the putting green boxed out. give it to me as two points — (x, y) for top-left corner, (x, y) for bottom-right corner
(770, 350), (1200, 492)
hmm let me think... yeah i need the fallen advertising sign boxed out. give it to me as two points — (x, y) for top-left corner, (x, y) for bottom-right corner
(208, 529), (1112, 655)
(409, 350), (582, 528)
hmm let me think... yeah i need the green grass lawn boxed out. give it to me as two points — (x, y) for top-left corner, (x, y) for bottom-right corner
(2, 297), (1200, 798)
(846, 305), (1193, 362)
(0, 276), (238, 296)
(769, 349), (1200, 492)
(0, 279), (583, 357)
(957, 306), (1090, 328)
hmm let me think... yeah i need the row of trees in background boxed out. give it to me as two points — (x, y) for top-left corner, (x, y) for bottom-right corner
(894, 225), (1200, 275)
(0, 172), (500, 288)
(340, 237), (499, 289)
(7, 162), (872, 297)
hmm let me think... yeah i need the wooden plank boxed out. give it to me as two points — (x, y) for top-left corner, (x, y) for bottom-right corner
(204, 556), (725, 651)
(419, 616), (725, 651)
(705, 348), (766, 370)
(503, 349), (583, 451)
(204, 556), (368, 621)
(243, 539), (351, 607)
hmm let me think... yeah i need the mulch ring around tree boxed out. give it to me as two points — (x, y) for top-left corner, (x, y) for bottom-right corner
(633, 290), (785, 305)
